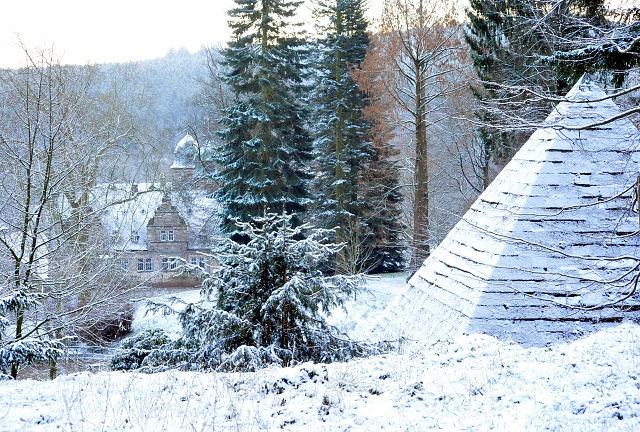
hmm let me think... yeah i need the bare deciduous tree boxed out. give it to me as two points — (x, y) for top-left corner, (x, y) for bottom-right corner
(356, 0), (470, 273)
(0, 43), (153, 379)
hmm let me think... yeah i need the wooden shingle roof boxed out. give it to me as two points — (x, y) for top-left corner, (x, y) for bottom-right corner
(371, 76), (640, 346)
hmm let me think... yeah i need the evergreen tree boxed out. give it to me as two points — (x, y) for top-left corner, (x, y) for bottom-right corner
(111, 213), (385, 372)
(214, 0), (313, 236)
(464, 0), (565, 190)
(0, 294), (64, 379)
(312, 0), (381, 273)
(544, 1), (640, 86)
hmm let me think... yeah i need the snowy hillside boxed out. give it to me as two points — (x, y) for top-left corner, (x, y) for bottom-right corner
(2, 322), (639, 431)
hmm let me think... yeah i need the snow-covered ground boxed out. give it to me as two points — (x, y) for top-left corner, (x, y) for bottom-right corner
(3, 324), (640, 431)
(2, 273), (640, 431)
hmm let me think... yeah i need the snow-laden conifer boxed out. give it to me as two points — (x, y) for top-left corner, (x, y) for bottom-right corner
(311, 0), (374, 273)
(213, 0), (313, 235)
(112, 212), (387, 372)
(311, 0), (405, 274)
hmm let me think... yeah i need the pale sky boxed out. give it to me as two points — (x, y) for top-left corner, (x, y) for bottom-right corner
(0, 0), (386, 67)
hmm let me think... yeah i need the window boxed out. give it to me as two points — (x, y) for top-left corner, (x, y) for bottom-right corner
(130, 233), (139, 243)
(190, 257), (197, 266)
(163, 257), (178, 271)
(199, 257), (206, 269)
(160, 230), (167, 241)
(145, 258), (153, 272)
(137, 258), (144, 272)
(168, 230), (174, 241)
(117, 259), (130, 272)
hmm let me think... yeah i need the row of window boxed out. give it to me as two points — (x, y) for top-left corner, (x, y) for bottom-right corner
(128, 230), (177, 243)
(116, 257), (206, 272)
(159, 230), (174, 241)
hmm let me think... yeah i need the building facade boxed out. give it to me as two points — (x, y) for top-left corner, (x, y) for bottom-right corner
(117, 195), (213, 287)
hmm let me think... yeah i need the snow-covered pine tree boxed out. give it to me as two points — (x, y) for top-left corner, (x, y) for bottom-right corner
(214, 0), (313, 236)
(311, 0), (382, 274)
(111, 212), (384, 372)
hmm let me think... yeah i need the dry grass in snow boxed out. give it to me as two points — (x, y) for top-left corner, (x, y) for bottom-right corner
(2, 322), (640, 431)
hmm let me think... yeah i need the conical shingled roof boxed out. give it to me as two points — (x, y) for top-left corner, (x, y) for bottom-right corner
(371, 76), (640, 346)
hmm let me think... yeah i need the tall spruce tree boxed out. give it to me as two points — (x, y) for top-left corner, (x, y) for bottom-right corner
(312, 0), (381, 273)
(214, 0), (312, 235)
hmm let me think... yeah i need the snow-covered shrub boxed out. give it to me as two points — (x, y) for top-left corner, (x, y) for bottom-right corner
(0, 291), (64, 378)
(113, 212), (388, 372)
(110, 329), (175, 372)
(0, 338), (64, 378)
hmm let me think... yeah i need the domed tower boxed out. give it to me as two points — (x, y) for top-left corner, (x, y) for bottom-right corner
(169, 134), (198, 184)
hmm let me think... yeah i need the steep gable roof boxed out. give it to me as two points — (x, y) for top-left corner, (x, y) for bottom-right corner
(371, 76), (640, 346)
(100, 185), (220, 251)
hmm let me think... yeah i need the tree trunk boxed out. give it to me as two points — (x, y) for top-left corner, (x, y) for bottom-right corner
(410, 67), (430, 273)
(483, 141), (491, 191)
(11, 308), (24, 379)
(334, 9), (348, 273)
(49, 359), (57, 380)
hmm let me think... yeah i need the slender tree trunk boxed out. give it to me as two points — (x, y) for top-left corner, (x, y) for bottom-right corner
(483, 141), (491, 191)
(11, 308), (23, 379)
(411, 67), (429, 273)
(281, 251), (289, 366)
(261, 0), (271, 104)
(49, 359), (57, 380)
(334, 9), (348, 273)
(49, 298), (64, 380)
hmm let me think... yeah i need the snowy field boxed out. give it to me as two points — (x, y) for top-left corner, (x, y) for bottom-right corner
(2, 274), (640, 431)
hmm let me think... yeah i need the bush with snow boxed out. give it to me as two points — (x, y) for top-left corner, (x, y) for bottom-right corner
(0, 291), (64, 379)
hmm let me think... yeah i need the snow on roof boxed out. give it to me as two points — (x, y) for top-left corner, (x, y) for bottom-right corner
(371, 76), (640, 346)
(99, 184), (163, 251)
(100, 184), (220, 251)
(175, 189), (222, 250)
